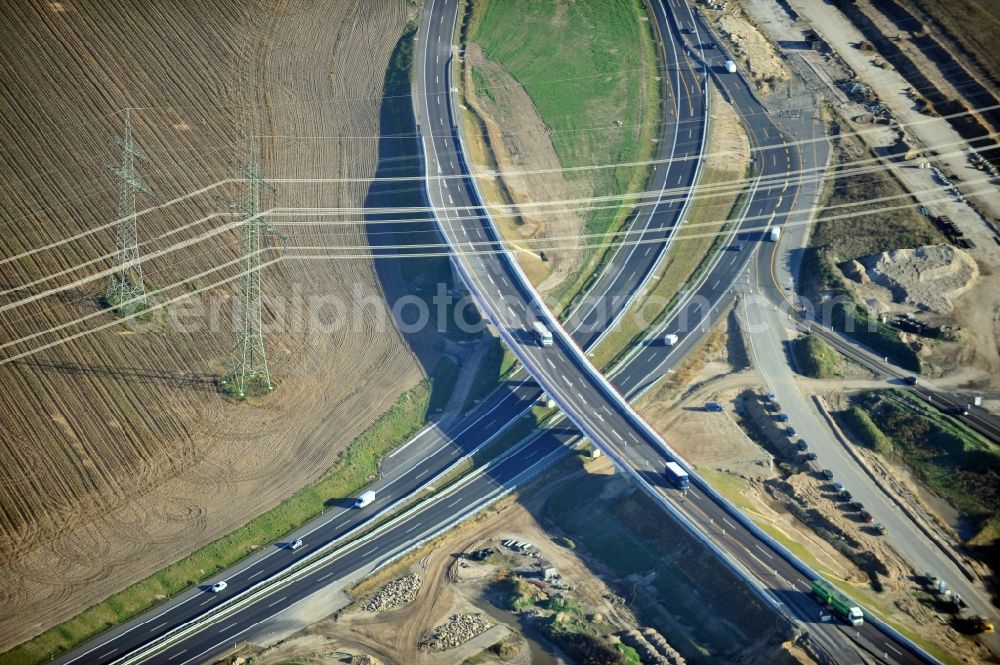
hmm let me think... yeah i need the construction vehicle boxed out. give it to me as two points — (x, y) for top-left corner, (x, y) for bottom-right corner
(811, 579), (864, 626)
(532, 321), (553, 347)
(969, 616), (995, 633)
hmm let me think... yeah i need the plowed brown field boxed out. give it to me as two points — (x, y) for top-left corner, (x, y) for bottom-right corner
(0, 0), (422, 650)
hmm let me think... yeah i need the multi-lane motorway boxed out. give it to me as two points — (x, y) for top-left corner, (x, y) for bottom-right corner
(51, 0), (945, 663)
(414, 0), (926, 662)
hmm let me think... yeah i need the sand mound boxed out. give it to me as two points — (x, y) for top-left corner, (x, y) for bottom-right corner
(852, 244), (978, 314)
(708, 7), (790, 94)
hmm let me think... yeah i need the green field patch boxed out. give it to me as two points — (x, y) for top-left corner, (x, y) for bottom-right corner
(466, 0), (661, 310)
(791, 334), (841, 378)
(850, 390), (1000, 535)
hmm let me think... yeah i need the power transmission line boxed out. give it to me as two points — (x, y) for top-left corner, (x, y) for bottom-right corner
(104, 108), (154, 312)
(218, 140), (286, 399)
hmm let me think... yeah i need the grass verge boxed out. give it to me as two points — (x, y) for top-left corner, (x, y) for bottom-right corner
(791, 334), (840, 378)
(849, 390), (1000, 540)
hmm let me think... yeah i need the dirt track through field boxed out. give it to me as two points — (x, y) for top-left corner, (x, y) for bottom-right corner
(0, 0), (424, 650)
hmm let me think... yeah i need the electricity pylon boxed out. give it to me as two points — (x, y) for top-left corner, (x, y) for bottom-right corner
(219, 140), (285, 398)
(105, 108), (154, 311)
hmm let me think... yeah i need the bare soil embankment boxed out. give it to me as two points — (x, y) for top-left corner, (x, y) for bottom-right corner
(462, 44), (590, 288)
(0, 0), (425, 650)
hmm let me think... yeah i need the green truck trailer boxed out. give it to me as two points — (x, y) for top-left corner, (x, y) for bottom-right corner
(811, 579), (864, 626)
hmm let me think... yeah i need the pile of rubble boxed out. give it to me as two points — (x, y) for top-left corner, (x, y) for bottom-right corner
(361, 574), (421, 613)
(421, 613), (494, 651)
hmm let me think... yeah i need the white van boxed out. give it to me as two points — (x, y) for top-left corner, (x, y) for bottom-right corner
(355, 490), (376, 508)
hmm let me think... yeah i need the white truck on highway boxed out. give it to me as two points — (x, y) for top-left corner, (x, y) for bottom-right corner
(354, 490), (376, 508)
(664, 461), (690, 489)
(532, 320), (553, 347)
(724, 60), (737, 73)
(664, 333), (679, 346)
(769, 226), (781, 242)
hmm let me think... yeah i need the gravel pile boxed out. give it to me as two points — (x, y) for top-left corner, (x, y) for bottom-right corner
(856, 244), (978, 314)
(361, 574), (421, 613)
(422, 613), (494, 650)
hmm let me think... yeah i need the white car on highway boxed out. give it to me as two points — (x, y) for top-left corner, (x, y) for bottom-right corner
(209, 581), (228, 593)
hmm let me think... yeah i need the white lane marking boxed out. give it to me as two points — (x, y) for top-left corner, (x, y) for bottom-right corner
(506, 305), (517, 318)
(448, 194), (453, 204)
(448, 497), (463, 507)
(435, 75), (439, 84)
(730, 255), (737, 265)
(151, 622), (167, 632)
(233, 545), (281, 576)
(249, 569), (264, 580)
(99, 649), (117, 659)
(755, 543), (774, 560)
(722, 517), (737, 529)
(611, 431), (624, 442)
(168, 650), (188, 661)
(416, 468), (430, 479)
(561, 374), (572, 386)
(487, 273), (495, 284)
(596, 412), (605, 422)
(406, 523), (420, 534)
(450, 160), (455, 168)
(319, 572), (335, 581)
(199, 597), (214, 606)
(546, 358), (555, 368)
(711, 279), (720, 289)
(363, 547), (378, 556)
(884, 642), (903, 656)
(267, 596), (287, 608)
(676, 174), (683, 185)
(577, 393), (586, 403)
